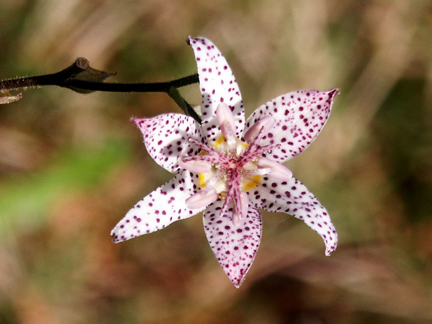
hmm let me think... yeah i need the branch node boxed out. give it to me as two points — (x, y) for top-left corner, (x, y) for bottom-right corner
(75, 57), (89, 70)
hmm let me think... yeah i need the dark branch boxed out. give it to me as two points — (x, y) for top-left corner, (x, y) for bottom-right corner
(0, 57), (201, 123)
(0, 57), (91, 90)
(63, 74), (199, 93)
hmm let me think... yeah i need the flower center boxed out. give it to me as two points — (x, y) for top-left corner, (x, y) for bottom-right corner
(179, 103), (292, 226)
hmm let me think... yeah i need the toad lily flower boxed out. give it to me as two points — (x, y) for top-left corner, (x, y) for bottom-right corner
(111, 36), (338, 287)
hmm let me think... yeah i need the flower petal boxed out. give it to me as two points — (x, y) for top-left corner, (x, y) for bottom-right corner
(203, 200), (262, 288)
(133, 114), (201, 173)
(250, 177), (337, 256)
(244, 88), (339, 163)
(188, 36), (245, 143)
(111, 171), (203, 243)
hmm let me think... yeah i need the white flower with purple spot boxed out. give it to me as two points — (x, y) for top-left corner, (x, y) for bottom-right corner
(111, 36), (339, 288)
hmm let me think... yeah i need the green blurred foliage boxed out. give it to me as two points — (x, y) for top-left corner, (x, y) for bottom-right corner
(0, 141), (131, 237)
(0, 1), (432, 323)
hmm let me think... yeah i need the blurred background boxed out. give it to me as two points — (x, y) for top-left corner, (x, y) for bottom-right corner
(0, 0), (431, 323)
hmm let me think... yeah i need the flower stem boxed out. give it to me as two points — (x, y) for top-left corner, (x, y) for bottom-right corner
(0, 57), (201, 123)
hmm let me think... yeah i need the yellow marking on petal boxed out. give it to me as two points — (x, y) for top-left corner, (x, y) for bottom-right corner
(199, 150), (207, 155)
(219, 192), (227, 199)
(243, 175), (261, 191)
(199, 173), (206, 188)
(214, 135), (224, 147)
(244, 181), (257, 191)
(241, 142), (249, 148)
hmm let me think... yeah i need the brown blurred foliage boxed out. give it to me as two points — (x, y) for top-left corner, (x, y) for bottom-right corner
(1, 0), (432, 323)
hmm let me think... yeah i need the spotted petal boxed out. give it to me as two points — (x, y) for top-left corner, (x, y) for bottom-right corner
(133, 114), (201, 174)
(188, 36), (245, 143)
(249, 177), (337, 256)
(244, 88), (338, 163)
(111, 170), (203, 243)
(203, 200), (262, 288)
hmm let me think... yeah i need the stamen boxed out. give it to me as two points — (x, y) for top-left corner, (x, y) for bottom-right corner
(232, 192), (249, 226)
(178, 156), (212, 173)
(216, 103), (237, 153)
(239, 139), (280, 167)
(220, 185), (234, 216)
(204, 170), (223, 188)
(216, 103), (235, 136)
(257, 157), (293, 181)
(249, 143), (280, 159)
(244, 116), (275, 144)
(188, 137), (215, 153)
(243, 168), (272, 177)
(222, 122), (237, 152)
(182, 153), (224, 165)
(186, 188), (218, 209)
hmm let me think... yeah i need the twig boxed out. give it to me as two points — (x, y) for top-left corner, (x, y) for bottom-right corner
(0, 57), (201, 123)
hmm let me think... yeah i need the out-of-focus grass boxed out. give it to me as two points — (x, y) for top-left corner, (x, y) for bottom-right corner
(1, 0), (432, 323)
